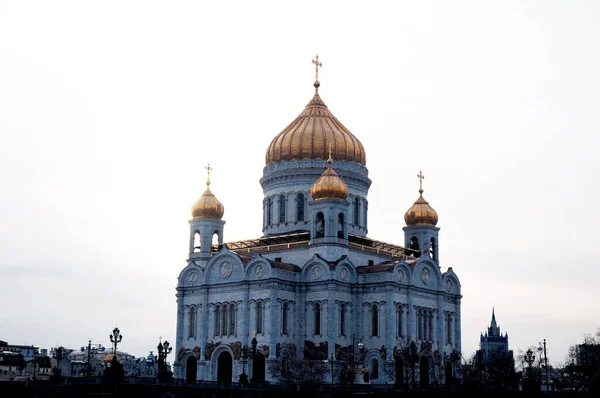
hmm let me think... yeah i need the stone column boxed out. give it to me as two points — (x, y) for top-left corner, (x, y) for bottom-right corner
(269, 295), (277, 358)
(297, 285), (306, 359)
(407, 291), (415, 341)
(450, 313), (456, 348)
(174, 292), (184, 379)
(326, 299), (335, 358)
(455, 303), (462, 353)
(436, 294), (443, 350)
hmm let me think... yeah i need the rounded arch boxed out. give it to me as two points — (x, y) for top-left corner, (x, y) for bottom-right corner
(252, 351), (266, 382)
(393, 262), (412, 285)
(178, 265), (204, 287)
(445, 360), (453, 385)
(315, 212), (325, 238)
(413, 259), (442, 289)
(409, 236), (419, 251)
(301, 256), (329, 281)
(336, 259), (357, 282)
(193, 230), (201, 253)
(204, 252), (244, 284)
(419, 355), (430, 387)
(217, 351), (233, 385)
(185, 355), (197, 384)
(245, 258), (272, 280)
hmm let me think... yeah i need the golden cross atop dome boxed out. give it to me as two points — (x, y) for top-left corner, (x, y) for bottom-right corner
(417, 170), (425, 194)
(205, 163), (213, 186)
(312, 54), (322, 82)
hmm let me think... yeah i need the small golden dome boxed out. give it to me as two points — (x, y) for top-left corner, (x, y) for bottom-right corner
(191, 180), (225, 220)
(310, 155), (348, 200)
(265, 80), (366, 166)
(104, 352), (119, 364)
(404, 172), (438, 226)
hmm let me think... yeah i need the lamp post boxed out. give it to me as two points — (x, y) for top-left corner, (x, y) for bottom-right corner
(109, 327), (123, 354)
(239, 345), (249, 384)
(324, 354), (334, 388)
(83, 340), (104, 378)
(538, 339), (549, 391)
(52, 346), (65, 379)
(31, 346), (37, 380)
(157, 337), (173, 380)
(250, 335), (258, 384)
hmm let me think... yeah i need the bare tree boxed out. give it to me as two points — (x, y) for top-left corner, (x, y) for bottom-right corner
(268, 352), (328, 387)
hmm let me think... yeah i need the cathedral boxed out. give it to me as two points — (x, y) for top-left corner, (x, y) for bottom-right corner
(173, 58), (462, 385)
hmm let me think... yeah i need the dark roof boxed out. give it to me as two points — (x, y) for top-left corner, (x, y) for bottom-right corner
(0, 353), (25, 366)
(268, 260), (301, 272)
(220, 232), (418, 260)
(356, 261), (397, 274)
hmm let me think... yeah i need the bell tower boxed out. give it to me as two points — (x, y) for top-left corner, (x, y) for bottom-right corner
(189, 164), (225, 259)
(402, 171), (439, 261)
(308, 149), (350, 245)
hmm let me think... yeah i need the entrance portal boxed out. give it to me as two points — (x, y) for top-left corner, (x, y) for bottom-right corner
(252, 352), (266, 382)
(445, 361), (453, 385)
(395, 356), (404, 385)
(419, 356), (429, 387)
(185, 356), (197, 384)
(217, 351), (233, 385)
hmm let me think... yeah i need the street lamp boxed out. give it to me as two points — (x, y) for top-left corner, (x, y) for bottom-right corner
(109, 327), (123, 354)
(538, 339), (549, 391)
(239, 345), (249, 384)
(324, 355), (334, 388)
(53, 347), (65, 376)
(82, 340), (105, 378)
(157, 337), (173, 380)
(250, 335), (258, 384)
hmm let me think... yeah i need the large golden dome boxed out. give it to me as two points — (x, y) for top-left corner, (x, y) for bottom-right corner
(311, 155), (349, 200)
(265, 81), (366, 166)
(404, 173), (438, 226)
(191, 180), (224, 220)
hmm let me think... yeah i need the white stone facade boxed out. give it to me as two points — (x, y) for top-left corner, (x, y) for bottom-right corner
(173, 82), (462, 386)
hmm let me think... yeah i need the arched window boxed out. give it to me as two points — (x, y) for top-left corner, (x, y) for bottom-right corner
(316, 212), (325, 238)
(229, 303), (235, 336)
(222, 305), (228, 336)
(354, 197), (360, 226)
(296, 193), (305, 221)
(214, 305), (220, 337)
(212, 231), (219, 252)
(314, 303), (321, 335)
(279, 195), (286, 223)
(337, 213), (344, 238)
(256, 302), (263, 334)
(372, 304), (378, 337)
(446, 313), (452, 345)
(266, 198), (272, 225)
(430, 237), (436, 260)
(193, 231), (201, 253)
(340, 303), (346, 336)
(372, 359), (379, 379)
(282, 302), (288, 335)
(189, 307), (196, 338)
(410, 236), (419, 252)
(397, 306), (403, 338)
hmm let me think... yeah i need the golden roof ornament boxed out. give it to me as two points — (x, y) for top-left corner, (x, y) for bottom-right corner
(191, 163), (225, 219)
(404, 170), (439, 226)
(265, 56), (366, 166)
(310, 144), (349, 200)
(312, 54), (322, 90)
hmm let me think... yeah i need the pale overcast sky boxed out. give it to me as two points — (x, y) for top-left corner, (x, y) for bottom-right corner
(1, 1), (599, 367)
